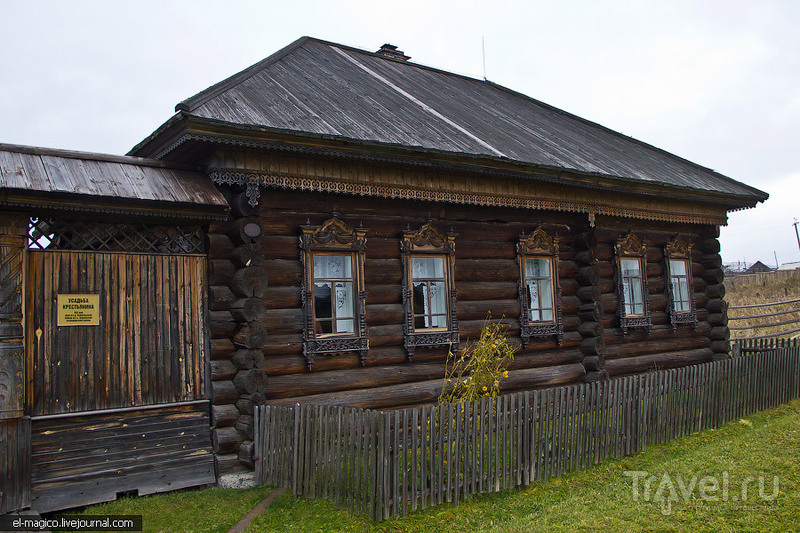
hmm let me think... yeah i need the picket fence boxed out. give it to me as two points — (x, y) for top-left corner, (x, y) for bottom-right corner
(254, 346), (800, 521)
(732, 336), (799, 355)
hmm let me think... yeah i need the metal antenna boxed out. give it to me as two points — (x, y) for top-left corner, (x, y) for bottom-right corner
(482, 36), (487, 81)
(794, 218), (800, 255)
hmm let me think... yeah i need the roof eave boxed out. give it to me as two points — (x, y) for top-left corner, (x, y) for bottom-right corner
(159, 114), (767, 211)
(0, 188), (229, 222)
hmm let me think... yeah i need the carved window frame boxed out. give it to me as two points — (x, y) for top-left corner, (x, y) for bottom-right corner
(401, 221), (459, 360)
(615, 232), (652, 335)
(517, 227), (563, 346)
(664, 236), (698, 330)
(300, 216), (368, 369)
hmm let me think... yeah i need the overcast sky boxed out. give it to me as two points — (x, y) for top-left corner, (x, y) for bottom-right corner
(2, 0), (798, 267)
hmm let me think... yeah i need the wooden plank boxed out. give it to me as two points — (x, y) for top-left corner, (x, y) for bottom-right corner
(0, 419), (31, 513)
(30, 403), (213, 513)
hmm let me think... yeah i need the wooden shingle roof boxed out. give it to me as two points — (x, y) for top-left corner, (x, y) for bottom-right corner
(0, 144), (228, 220)
(134, 36), (767, 209)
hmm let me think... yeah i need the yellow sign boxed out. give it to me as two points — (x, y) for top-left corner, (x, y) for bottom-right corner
(57, 294), (100, 326)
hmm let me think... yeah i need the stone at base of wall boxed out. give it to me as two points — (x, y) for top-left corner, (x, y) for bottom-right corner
(217, 471), (257, 489)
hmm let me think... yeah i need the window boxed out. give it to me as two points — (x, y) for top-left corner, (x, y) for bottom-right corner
(517, 227), (563, 345)
(620, 258), (646, 316)
(664, 236), (697, 329)
(615, 232), (651, 335)
(524, 258), (555, 321)
(300, 216), (368, 368)
(312, 254), (355, 335)
(411, 255), (448, 329)
(401, 221), (458, 360)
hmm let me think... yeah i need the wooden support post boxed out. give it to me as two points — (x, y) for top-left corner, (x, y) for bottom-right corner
(0, 213), (31, 513)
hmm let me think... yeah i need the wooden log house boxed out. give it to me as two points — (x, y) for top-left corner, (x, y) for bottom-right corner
(1, 37), (767, 511)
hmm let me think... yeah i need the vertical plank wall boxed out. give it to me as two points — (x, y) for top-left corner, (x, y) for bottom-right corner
(26, 251), (207, 415)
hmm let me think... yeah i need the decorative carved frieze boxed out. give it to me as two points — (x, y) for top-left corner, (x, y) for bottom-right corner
(206, 166), (728, 226)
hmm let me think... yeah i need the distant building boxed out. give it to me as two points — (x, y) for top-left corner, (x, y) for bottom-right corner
(778, 261), (800, 271)
(744, 261), (774, 274)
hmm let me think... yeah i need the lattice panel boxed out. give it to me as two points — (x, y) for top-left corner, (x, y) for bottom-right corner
(28, 217), (204, 254)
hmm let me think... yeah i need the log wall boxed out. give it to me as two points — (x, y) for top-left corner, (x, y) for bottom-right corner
(206, 184), (730, 470)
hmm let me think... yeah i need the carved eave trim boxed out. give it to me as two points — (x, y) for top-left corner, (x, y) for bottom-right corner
(206, 168), (729, 226)
(163, 128), (761, 211)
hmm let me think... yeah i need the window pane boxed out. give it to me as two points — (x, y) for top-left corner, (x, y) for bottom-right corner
(429, 281), (446, 319)
(412, 256), (444, 279)
(412, 281), (427, 317)
(541, 309), (554, 321)
(669, 259), (687, 277)
(429, 313), (448, 328)
(314, 254), (351, 279)
(629, 280), (644, 315)
(527, 280), (540, 312)
(671, 277), (682, 302)
(412, 280), (448, 329)
(314, 281), (332, 319)
(539, 279), (553, 310)
(677, 278), (691, 311)
(335, 281), (353, 314)
(526, 258), (549, 278)
(621, 259), (640, 277)
(336, 319), (354, 333)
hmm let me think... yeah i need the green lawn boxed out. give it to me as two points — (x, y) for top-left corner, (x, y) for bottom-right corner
(66, 398), (800, 532)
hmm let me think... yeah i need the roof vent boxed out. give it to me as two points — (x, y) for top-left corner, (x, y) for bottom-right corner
(376, 43), (411, 61)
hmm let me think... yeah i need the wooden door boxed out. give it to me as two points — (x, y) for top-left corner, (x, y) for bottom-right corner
(26, 251), (208, 415)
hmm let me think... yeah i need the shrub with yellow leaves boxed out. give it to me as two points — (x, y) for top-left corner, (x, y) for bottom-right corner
(438, 318), (518, 404)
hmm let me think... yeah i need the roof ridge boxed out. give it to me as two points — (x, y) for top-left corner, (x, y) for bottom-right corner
(177, 36), (313, 113)
(177, 36), (492, 114)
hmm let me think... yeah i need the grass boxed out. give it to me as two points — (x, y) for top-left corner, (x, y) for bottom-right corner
(66, 398), (799, 532)
(726, 271), (800, 340)
(55, 486), (274, 533)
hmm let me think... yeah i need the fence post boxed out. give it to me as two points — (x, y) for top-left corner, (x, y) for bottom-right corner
(292, 403), (300, 497)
